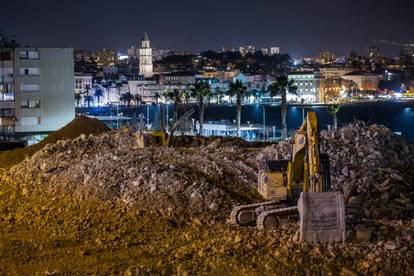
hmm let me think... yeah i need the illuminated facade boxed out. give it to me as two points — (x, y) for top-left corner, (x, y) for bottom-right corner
(75, 73), (93, 93)
(288, 72), (322, 103)
(319, 66), (355, 79)
(341, 71), (381, 91)
(139, 32), (153, 78)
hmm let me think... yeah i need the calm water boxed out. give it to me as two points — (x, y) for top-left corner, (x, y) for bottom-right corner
(78, 101), (414, 142)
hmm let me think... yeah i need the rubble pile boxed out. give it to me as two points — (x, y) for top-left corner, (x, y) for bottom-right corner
(0, 115), (109, 168)
(260, 121), (414, 221)
(1, 129), (260, 221)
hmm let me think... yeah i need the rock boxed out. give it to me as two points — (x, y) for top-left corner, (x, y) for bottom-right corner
(356, 228), (372, 242)
(384, 241), (398, 250)
(234, 235), (242, 243)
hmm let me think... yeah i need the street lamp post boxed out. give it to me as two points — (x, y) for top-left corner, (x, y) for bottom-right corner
(117, 103), (119, 129)
(166, 103), (169, 133)
(262, 105), (266, 141)
(146, 104), (150, 128)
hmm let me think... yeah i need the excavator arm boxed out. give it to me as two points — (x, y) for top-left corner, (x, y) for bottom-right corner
(286, 112), (327, 198)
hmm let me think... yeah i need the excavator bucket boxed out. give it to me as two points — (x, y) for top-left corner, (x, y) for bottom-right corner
(298, 192), (346, 243)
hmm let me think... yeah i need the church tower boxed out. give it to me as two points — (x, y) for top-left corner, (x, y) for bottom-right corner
(139, 32), (153, 78)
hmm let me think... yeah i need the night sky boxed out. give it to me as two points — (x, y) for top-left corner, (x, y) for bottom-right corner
(1, 0), (413, 57)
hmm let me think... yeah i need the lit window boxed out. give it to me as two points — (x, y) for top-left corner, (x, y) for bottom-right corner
(21, 100), (40, 108)
(19, 51), (39, 60)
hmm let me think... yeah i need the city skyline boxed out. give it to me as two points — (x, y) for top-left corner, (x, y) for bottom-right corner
(1, 0), (414, 57)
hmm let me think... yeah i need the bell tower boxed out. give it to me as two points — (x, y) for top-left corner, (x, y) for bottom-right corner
(139, 32), (153, 78)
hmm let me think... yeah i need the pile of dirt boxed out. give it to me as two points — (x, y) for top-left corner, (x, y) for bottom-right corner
(0, 116), (109, 168)
(1, 129), (260, 221)
(260, 121), (414, 222)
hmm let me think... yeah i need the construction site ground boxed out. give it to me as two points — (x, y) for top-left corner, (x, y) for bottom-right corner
(0, 116), (413, 274)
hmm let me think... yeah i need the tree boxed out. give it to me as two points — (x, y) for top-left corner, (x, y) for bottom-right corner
(181, 89), (191, 104)
(134, 94), (143, 106)
(269, 75), (297, 139)
(191, 83), (211, 135)
(227, 80), (247, 137)
(120, 92), (133, 107)
(165, 89), (182, 123)
(74, 93), (82, 107)
(215, 87), (224, 104)
(84, 95), (94, 108)
(154, 92), (160, 104)
(327, 104), (340, 129)
(94, 86), (104, 105)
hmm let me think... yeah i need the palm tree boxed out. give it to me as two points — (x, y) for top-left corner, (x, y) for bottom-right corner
(154, 92), (160, 104)
(84, 95), (94, 107)
(227, 80), (247, 137)
(74, 92), (82, 107)
(94, 87), (104, 106)
(327, 104), (341, 129)
(165, 89), (182, 122)
(181, 89), (191, 104)
(115, 82), (123, 103)
(83, 84), (91, 96)
(269, 75), (297, 139)
(134, 94), (143, 106)
(120, 92), (133, 107)
(215, 87), (224, 104)
(191, 83), (211, 135)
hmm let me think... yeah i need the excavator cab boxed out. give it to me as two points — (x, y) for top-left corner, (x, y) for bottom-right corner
(258, 160), (289, 201)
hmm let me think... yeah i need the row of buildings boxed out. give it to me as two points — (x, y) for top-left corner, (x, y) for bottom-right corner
(75, 69), (381, 106)
(74, 33), (385, 106)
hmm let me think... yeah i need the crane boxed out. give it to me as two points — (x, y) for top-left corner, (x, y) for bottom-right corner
(375, 40), (414, 47)
(375, 40), (414, 57)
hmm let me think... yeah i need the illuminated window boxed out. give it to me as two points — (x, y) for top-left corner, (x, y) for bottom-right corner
(19, 51), (39, 59)
(21, 100), (40, 108)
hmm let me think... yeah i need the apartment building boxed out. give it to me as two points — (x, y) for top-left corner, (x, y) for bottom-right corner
(75, 73), (93, 93)
(319, 66), (355, 79)
(0, 39), (75, 134)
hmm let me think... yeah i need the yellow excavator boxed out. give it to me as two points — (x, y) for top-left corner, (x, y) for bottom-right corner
(230, 112), (345, 242)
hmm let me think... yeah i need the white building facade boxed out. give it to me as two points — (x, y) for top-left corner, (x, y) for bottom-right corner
(75, 73), (93, 93)
(288, 72), (321, 103)
(0, 45), (75, 134)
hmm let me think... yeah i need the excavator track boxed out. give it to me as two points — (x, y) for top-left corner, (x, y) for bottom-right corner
(229, 201), (282, 226)
(256, 206), (298, 230)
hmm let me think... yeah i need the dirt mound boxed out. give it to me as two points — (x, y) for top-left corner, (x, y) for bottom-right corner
(0, 116), (109, 168)
(260, 121), (414, 222)
(1, 129), (260, 221)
